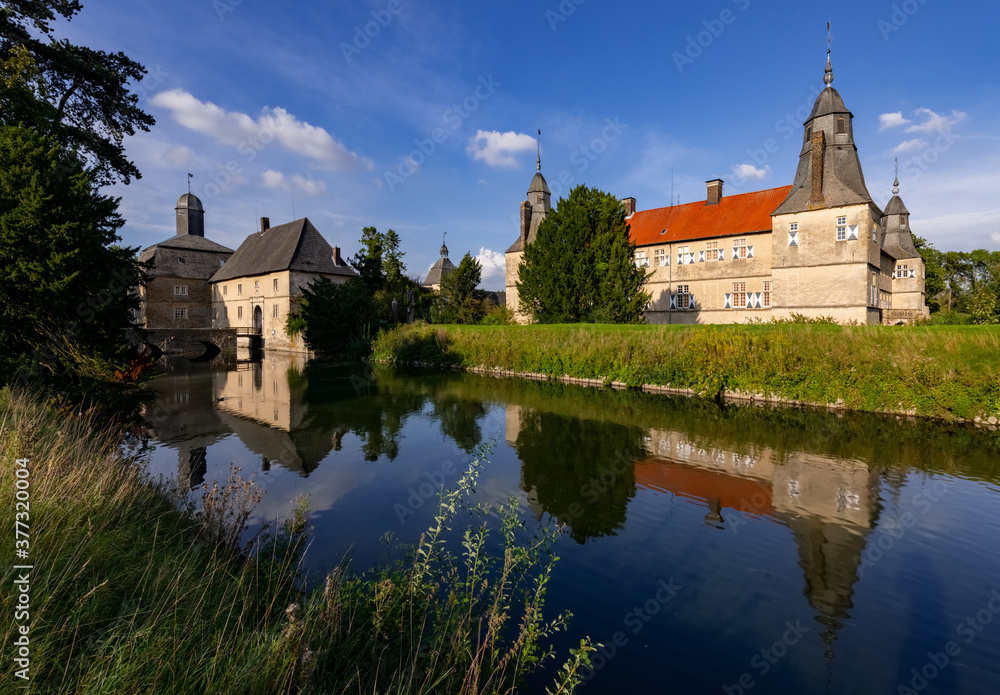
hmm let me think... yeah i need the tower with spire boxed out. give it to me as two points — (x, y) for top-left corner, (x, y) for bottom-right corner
(422, 232), (457, 291)
(505, 130), (550, 321)
(881, 168), (930, 321)
(770, 43), (894, 324)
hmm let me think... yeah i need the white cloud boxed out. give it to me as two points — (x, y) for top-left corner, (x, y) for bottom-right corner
(878, 112), (911, 131)
(892, 138), (930, 155)
(163, 144), (193, 167)
(991, 231), (1000, 247)
(261, 170), (286, 189)
(260, 170), (328, 196)
(467, 130), (536, 168)
(151, 89), (372, 170)
(475, 246), (506, 289)
(731, 163), (770, 180)
(905, 108), (967, 134)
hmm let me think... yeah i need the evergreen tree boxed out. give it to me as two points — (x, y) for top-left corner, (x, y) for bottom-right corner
(1, 0), (155, 184)
(433, 252), (488, 324)
(0, 125), (145, 396)
(297, 277), (378, 359)
(517, 185), (650, 323)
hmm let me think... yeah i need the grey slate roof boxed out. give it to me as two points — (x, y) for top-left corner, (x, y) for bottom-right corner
(423, 256), (457, 287)
(176, 193), (204, 211)
(139, 234), (234, 280)
(881, 193), (920, 260)
(528, 171), (550, 194)
(773, 82), (876, 216)
(209, 218), (356, 283)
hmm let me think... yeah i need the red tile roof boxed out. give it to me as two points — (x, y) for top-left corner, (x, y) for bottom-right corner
(628, 185), (792, 247)
(634, 459), (777, 518)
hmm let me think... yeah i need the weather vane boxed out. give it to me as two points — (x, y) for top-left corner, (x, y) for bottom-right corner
(187, 172), (193, 194)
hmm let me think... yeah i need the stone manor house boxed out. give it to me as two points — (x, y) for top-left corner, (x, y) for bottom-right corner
(138, 196), (355, 352)
(506, 55), (929, 325)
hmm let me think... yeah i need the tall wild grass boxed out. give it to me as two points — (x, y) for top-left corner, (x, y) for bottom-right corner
(371, 323), (1000, 420)
(0, 388), (593, 694)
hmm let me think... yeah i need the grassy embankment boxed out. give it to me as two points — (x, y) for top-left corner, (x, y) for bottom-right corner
(0, 389), (592, 694)
(372, 323), (1000, 422)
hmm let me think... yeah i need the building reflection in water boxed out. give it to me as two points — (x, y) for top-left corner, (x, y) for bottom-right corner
(213, 352), (345, 476)
(144, 368), (228, 491)
(507, 403), (881, 652)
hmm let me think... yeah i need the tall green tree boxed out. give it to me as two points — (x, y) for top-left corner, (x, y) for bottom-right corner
(0, 125), (145, 395)
(1, 0), (155, 184)
(297, 277), (378, 359)
(517, 185), (650, 323)
(433, 252), (489, 324)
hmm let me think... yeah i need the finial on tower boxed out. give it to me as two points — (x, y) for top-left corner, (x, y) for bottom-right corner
(440, 231), (448, 258)
(536, 129), (541, 173)
(824, 22), (834, 87)
(893, 158), (900, 195)
(187, 172), (193, 194)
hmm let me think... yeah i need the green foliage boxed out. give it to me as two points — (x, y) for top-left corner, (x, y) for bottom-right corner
(0, 1), (155, 184)
(918, 237), (1000, 321)
(0, 390), (591, 694)
(298, 277), (378, 359)
(372, 323), (1000, 421)
(517, 185), (650, 324)
(481, 304), (515, 325)
(0, 125), (147, 409)
(432, 251), (491, 324)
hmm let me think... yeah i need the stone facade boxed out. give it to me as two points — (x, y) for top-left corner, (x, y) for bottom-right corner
(504, 55), (929, 325)
(209, 217), (356, 352)
(138, 193), (234, 332)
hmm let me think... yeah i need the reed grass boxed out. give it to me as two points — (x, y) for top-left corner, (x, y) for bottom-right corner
(0, 388), (593, 694)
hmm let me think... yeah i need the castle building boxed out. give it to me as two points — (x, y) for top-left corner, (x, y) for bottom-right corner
(209, 217), (356, 352)
(505, 54), (929, 325)
(422, 235), (457, 290)
(137, 193), (234, 330)
(505, 149), (551, 323)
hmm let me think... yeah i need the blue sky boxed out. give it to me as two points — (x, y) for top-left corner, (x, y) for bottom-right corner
(60, 0), (1000, 289)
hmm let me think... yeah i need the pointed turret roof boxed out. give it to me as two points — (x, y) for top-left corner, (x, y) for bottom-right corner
(773, 52), (876, 216)
(881, 175), (920, 260)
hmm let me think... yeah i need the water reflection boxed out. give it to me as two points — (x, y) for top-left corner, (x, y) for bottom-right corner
(144, 359), (1000, 694)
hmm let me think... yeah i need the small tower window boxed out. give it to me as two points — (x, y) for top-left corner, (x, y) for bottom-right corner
(805, 126), (812, 141)
(837, 117), (846, 135)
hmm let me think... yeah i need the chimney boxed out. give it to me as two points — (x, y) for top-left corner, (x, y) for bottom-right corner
(520, 200), (532, 243)
(333, 246), (342, 265)
(706, 179), (724, 206)
(622, 197), (636, 216)
(809, 130), (826, 206)
(260, 216), (270, 232)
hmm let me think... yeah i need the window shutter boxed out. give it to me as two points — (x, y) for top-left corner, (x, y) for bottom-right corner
(909, 269), (916, 278)
(670, 295), (677, 310)
(699, 251), (706, 263)
(788, 232), (798, 246)
(747, 245), (754, 258)
(746, 294), (753, 309)
(689, 292), (695, 307)
(753, 293), (762, 309)
(724, 293), (732, 309)
(719, 248), (725, 261)
(677, 254), (684, 265)
(847, 225), (859, 240)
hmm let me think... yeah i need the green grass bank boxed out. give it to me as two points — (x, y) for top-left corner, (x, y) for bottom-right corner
(0, 389), (591, 694)
(372, 323), (1000, 422)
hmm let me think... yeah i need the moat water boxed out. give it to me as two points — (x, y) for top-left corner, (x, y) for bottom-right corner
(144, 352), (1000, 694)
